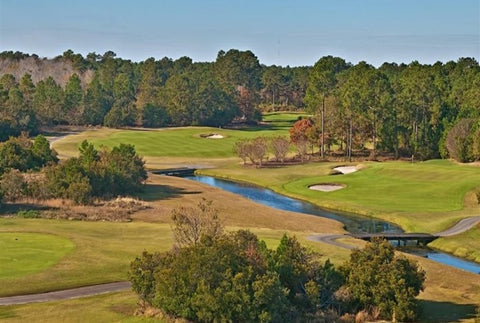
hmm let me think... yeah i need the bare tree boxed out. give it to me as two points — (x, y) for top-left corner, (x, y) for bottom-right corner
(251, 137), (268, 166)
(171, 199), (223, 247)
(271, 136), (290, 163)
(295, 137), (309, 163)
(234, 140), (249, 165)
(235, 137), (268, 166)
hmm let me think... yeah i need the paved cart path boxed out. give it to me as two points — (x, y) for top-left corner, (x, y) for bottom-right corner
(309, 215), (480, 250)
(435, 216), (480, 237)
(0, 281), (131, 306)
(1, 217), (479, 306)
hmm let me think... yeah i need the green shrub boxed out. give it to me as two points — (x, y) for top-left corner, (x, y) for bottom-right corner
(16, 210), (40, 218)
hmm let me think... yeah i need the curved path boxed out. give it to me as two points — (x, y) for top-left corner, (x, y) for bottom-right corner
(308, 234), (357, 250)
(0, 281), (130, 306)
(435, 216), (480, 237)
(2, 217), (479, 306)
(309, 215), (480, 251)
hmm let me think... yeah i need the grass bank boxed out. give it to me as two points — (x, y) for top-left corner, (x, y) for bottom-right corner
(51, 123), (480, 262)
(198, 159), (480, 233)
(0, 174), (345, 297)
(1, 174), (479, 322)
(429, 223), (480, 263)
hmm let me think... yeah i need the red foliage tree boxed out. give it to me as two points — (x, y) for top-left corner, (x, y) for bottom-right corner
(289, 118), (314, 144)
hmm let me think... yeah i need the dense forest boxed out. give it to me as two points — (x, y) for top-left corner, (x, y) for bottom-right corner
(0, 50), (478, 160)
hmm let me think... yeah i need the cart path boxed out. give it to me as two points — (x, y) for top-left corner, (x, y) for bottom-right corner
(2, 217), (479, 306)
(308, 234), (357, 250)
(435, 216), (480, 237)
(309, 216), (480, 250)
(0, 281), (131, 306)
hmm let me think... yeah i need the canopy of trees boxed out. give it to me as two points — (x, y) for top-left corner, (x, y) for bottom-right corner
(45, 140), (146, 204)
(130, 204), (425, 322)
(1, 50), (478, 160)
(0, 137), (146, 205)
(0, 134), (57, 175)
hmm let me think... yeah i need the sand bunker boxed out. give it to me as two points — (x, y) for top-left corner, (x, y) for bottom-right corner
(206, 134), (224, 139)
(333, 166), (358, 174)
(309, 183), (345, 192)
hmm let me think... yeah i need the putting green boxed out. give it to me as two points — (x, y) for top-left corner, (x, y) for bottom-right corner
(0, 232), (74, 280)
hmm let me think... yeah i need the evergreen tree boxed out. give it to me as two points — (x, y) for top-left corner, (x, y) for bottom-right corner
(64, 74), (84, 125)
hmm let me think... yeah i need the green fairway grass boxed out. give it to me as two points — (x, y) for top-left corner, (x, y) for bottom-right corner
(52, 126), (290, 159)
(429, 223), (480, 263)
(52, 123), (480, 262)
(0, 233), (74, 280)
(0, 220), (173, 297)
(261, 111), (310, 128)
(0, 290), (160, 323)
(41, 118), (480, 321)
(199, 160), (480, 233)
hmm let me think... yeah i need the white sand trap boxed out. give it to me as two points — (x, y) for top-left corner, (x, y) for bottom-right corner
(206, 134), (224, 139)
(309, 184), (345, 192)
(333, 166), (358, 174)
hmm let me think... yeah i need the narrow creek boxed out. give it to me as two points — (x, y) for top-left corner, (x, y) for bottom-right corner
(186, 175), (480, 274)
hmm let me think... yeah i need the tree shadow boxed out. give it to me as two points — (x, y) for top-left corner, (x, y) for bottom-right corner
(418, 300), (478, 322)
(0, 203), (54, 216)
(236, 124), (288, 132)
(137, 184), (201, 202)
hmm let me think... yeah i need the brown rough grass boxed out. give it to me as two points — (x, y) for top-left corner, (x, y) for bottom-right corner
(133, 174), (345, 234)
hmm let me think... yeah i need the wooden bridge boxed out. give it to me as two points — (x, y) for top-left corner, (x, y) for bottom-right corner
(152, 168), (196, 177)
(351, 233), (438, 246)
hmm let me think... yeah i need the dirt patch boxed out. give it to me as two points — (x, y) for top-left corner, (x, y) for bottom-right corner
(308, 183), (346, 192)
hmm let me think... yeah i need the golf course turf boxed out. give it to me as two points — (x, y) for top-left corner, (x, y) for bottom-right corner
(0, 232), (74, 281)
(3, 114), (479, 322)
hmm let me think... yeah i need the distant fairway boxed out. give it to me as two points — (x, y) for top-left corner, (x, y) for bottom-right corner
(52, 126), (290, 159)
(262, 111), (309, 127)
(52, 112), (311, 160)
(0, 233), (74, 280)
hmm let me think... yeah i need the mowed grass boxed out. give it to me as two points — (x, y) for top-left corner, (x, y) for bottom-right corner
(1, 245), (479, 323)
(199, 159), (480, 233)
(0, 233), (74, 280)
(429, 223), (480, 263)
(52, 126), (289, 160)
(0, 174), (479, 322)
(261, 111), (309, 127)
(0, 174), (345, 296)
(0, 219), (173, 297)
(0, 290), (160, 323)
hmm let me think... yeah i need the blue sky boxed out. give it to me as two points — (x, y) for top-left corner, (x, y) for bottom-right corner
(0, 0), (478, 66)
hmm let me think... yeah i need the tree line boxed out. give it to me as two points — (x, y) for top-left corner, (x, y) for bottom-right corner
(130, 201), (425, 322)
(0, 50), (478, 160)
(305, 56), (479, 160)
(0, 49), (308, 140)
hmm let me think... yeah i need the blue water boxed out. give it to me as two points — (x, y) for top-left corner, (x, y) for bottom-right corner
(187, 175), (401, 234)
(425, 252), (480, 274)
(186, 175), (480, 274)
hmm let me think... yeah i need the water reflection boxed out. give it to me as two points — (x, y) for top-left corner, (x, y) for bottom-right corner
(186, 175), (480, 274)
(187, 175), (402, 234)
